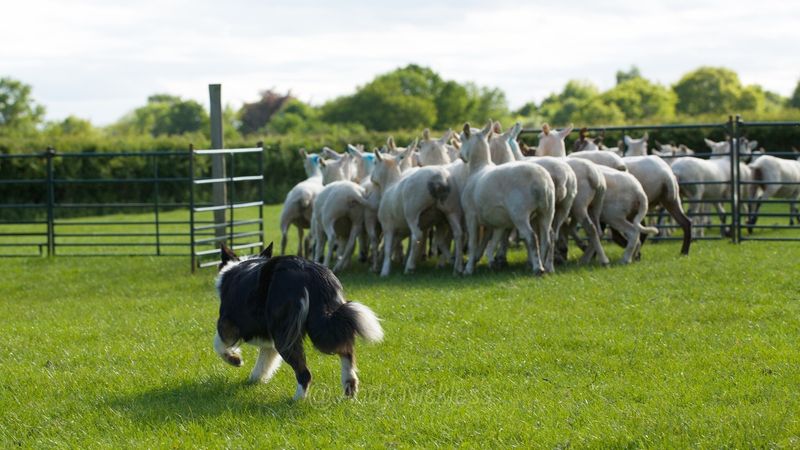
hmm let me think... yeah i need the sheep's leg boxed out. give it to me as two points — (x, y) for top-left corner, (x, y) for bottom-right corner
(579, 214), (608, 266)
(313, 222), (326, 264)
(512, 216), (544, 275)
(713, 202), (729, 237)
(433, 225), (452, 268)
(485, 228), (505, 269)
(404, 217), (425, 274)
(380, 229), (395, 277)
(791, 200), (799, 226)
(533, 213), (553, 274)
(464, 213), (479, 276)
(663, 199), (692, 255)
(444, 213), (463, 275)
(333, 222), (361, 272)
(323, 223), (338, 268)
(280, 223), (290, 256)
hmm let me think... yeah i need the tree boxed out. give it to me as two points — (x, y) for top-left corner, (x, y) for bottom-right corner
(0, 77), (46, 135)
(602, 77), (676, 121)
(790, 79), (800, 109)
(111, 94), (208, 136)
(615, 66), (642, 84)
(238, 90), (293, 135)
(673, 67), (745, 116)
(538, 80), (600, 125)
(42, 115), (96, 137)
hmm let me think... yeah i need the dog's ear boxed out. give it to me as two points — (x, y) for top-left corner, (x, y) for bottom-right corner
(260, 242), (274, 259)
(219, 244), (239, 271)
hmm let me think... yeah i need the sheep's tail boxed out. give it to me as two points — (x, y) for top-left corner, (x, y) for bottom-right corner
(634, 190), (660, 236)
(427, 171), (451, 203)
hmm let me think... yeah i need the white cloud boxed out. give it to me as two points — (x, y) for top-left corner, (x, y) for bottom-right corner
(2, 0), (798, 124)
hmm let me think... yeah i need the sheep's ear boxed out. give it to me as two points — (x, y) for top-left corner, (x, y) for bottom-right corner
(408, 138), (419, 152)
(387, 136), (396, 150)
(346, 144), (361, 156)
(462, 123), (471, 139)
(481, 120), (494, 137)
(439, 129), (453, 144)
(623, 135), (633, 146)
(259, 242), (273, 259)
(493, 121), (502, 133)
(511, 122), (522, 139)
(299, 148), (308, 158)
(655, 140), (663, 148)
(451, 138), (461, 149)
(373, 149), (383, 161)
(558, 124), (573, 139)
(541, 123), (551, 135)
(704, 138), (717, 149)
(318, 157), (327, 167)
(642, 132), (649, 141)
(748, 140), (758, 151)
(422, 128), (430, 141)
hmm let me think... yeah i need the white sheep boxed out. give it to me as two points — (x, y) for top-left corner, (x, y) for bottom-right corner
(310, 180), (372, 272)
(513, 126), (610, 266)
(746, 149), (800, 231)
(278, 149), (323, 257)
(623, 155), (692, 254)
(418, 129), (454, 166)
(370, 147), (464, 276)
(587, 165), (660, 264)
(459, 121), (555, 275)
(568, 136), (627, 171)
(623, 133), (649, 157)
(670, 138), (756, 237)
(535, 123), (574, 157)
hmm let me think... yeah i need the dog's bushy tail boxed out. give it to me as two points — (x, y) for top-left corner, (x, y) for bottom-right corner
(308, 300), (383, 354)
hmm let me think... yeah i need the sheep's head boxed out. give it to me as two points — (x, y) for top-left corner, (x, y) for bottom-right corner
(459, 121), (493, 164)
(537, 124), (573, 156)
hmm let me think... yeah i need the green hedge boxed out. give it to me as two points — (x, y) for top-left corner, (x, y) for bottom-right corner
(1, 119), (797, 221)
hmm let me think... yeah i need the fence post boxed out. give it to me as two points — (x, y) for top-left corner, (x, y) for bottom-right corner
(729, 115), (740, 244)
(257, 141), (265, 253)
(153, 154), (161, 256)
(45, 147), (56, 257)
(189, 144), (196, 273)
(209, 84), (227, 247)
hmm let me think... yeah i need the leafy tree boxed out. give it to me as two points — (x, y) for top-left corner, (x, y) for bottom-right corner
(571, 98), (625, 125)
(790, 79), (800, 109)
(673, 67), (746, 115)
(111, 94), (208, 136)
(538, 80), (600, 125)
(0, 77), (46, 135)
(239, 90), (293, 135)
(602, 77), (676, 121)
(615, 66), (642, 84)
(42, 115), (96, 137)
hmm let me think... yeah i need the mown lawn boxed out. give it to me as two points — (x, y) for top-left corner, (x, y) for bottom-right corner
(1, 206), (799, 448)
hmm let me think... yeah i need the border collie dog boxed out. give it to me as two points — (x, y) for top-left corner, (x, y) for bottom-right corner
(213, 243), (383, 400)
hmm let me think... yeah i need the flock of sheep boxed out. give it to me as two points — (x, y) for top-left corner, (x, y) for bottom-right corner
(278, 121), (800, 276)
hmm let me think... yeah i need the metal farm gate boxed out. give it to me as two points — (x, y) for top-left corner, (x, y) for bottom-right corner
(517, 116), (800, 244)
(0, 144), (266, 270)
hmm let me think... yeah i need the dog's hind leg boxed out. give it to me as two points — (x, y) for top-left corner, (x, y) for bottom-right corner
(339, 350), (358, 397)
(248, 345), (282, 384)
(277, 342), (311, 401)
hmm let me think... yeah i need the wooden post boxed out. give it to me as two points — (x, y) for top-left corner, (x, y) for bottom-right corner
(209, 84), (227, 244)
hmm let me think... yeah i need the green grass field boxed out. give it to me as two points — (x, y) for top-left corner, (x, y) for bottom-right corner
(1, 205), (799, 448)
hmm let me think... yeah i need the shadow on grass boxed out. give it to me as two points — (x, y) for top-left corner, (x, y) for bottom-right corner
(107, 375), (309, 424)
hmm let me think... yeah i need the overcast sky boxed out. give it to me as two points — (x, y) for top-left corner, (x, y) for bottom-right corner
(3, 0), (798, 125)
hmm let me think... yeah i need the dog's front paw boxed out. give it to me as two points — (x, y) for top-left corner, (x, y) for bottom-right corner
(343, 378), (359, 397)
(223, 351), (243, 367)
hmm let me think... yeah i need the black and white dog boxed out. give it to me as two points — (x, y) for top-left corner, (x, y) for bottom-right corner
(213, 243), (383, 400)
